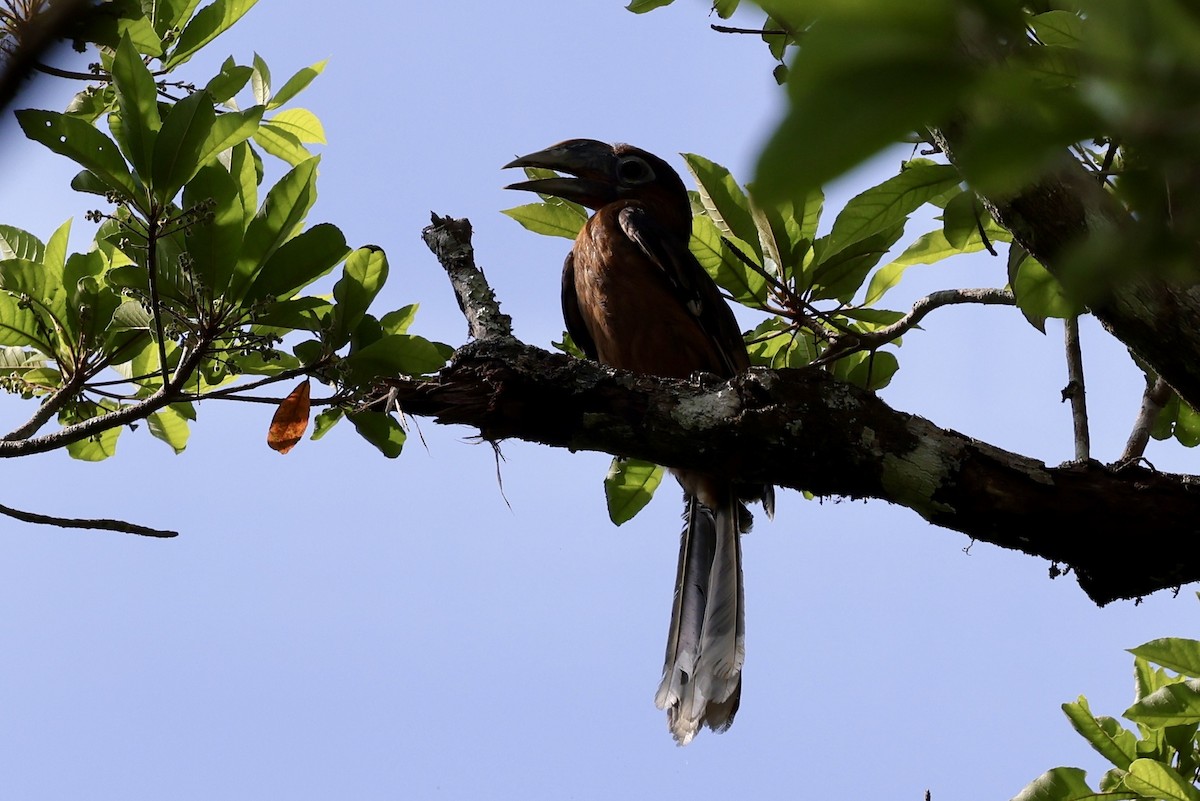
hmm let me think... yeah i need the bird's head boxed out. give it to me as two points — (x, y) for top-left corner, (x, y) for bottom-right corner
(504, 139), (692, 232)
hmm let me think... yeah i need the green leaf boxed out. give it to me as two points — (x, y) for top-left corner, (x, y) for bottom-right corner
(148, 405), (191, 453)
(0, 256), (67, 351)
(1030, 10), (1085, 48)
(1009, 767), (1110, 801)
(1123, 759), (1200, 801)
(64, 250), (118, 349)
(62, 403), (123, 461)
(166, 0), (260, 68)
(0, 294), (46, 350)
(683, 153), (762, 261)
(1011, 253), (1084, 331)
(811, 223), (905, 303)
(253, 297), (331, 332)
(233, 156), (320, 300)
(347, 410), (406, 458)
(380, 304), (418, 335)
(311, 407), (343, 440)
(0, 226), (45, 262)
(754, 2), (973, 202)
(1125, 680), (1200, 727)
(70, 170), (115, 197)
(690, 214), (768, 307)
(205, 61), (254, 103)
(151, 0), (204, 34)
(1131, 639), (1200, 679)
(942, 189), (981, 249)
(119, 13), (166, 56)
(251, 52), (271, 105)
(227, 141), (259, 224)
(252, 122), (312, 166)
(151, 89), (216, 204)
(110, 35), (161, 180)
(344, 334), (449, 382)
(626, 0), (674, 11)
(1175, 402), (1200, 448)
(67, 428), (121, 461)
(197, 105), (264, 166)
(832, 349), (899, 391)
(605, 458), (664, 525)
(245, 222), (348, 302)
(745, 317), (816, 369)
(864, 226), (1000, 306)
(827, 163), (960, 258)
(182, 162), (243, 295)
(1152, 393), (1180, 442)
(17, 110), (140, 200)
(329, 246), (387, 349)
(268, 60), (327, 110)
(712, 0), (739, 18)
(1135, 656), (1178, 703)
(501, 202), (586, 239)
(1062, 696), (1137, 770)
(231, 350), (301, 376)
(266, 108), (326, 144)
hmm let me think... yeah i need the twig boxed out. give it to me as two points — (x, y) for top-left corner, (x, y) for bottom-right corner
(1062, 316), (1090, 460)
(422, 213), (512, 340)
(145, 209), (172, 385)
(186, 364), (325, 401)
(1120, 375), (1171, 464)
(0, 501), (177, 538)
(710, 25), (791, 35)
(0, 335), (210, 458)
(829, 287), (1015, 356)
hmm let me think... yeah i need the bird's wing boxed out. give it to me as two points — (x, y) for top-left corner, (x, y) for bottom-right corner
(561, 251), (598, 360)
(617, 205), (748, 375)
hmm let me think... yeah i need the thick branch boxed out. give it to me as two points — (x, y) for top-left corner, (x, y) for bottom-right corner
(388, 336), (1200, 606)
(408, 216), (1200, 606)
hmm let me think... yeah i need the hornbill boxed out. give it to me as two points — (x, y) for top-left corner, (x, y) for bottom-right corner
(504, 139), (773, 745)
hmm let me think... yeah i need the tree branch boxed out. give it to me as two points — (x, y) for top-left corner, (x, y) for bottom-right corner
(1121, 375), (1172, 464)
(0, 336), (210, 457)
(423, 213), (511, 341)
(0, 501), (177, 538)
(1063, 316), (1090, 461)
(400, 216), (1200, 606)
(2, 368), (86, 441)
(837, 287), (1014, 354)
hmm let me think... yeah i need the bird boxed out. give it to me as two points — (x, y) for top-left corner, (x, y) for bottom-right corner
(504, 139), (773, 745)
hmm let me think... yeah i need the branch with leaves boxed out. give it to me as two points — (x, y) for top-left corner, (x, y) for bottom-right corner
(0, 0), (449, 534)
(387, 215), (1200, 607)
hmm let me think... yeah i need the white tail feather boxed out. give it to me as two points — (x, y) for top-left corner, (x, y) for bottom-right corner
(656, 490), (745, 745)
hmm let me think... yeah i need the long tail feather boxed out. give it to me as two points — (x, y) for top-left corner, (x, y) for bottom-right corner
(655, 488), (744, 745)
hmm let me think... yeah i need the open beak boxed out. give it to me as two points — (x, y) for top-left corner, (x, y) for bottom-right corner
(503, 139), (619, 208)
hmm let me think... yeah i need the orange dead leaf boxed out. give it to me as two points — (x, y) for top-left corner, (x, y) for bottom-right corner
(268, 379), (311, 454)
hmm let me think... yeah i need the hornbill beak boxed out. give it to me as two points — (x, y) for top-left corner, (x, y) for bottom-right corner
(503, 138), (620, 208)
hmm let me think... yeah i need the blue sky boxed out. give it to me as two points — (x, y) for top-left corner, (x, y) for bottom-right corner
(1, 2), (1195, 799)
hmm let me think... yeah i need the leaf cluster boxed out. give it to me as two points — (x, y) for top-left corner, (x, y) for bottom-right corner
(1015, 620), (1200, 801)
(0, 0), (449, 463)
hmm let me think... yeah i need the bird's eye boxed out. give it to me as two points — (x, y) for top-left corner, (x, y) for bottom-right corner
(617, 156), (654, 185)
